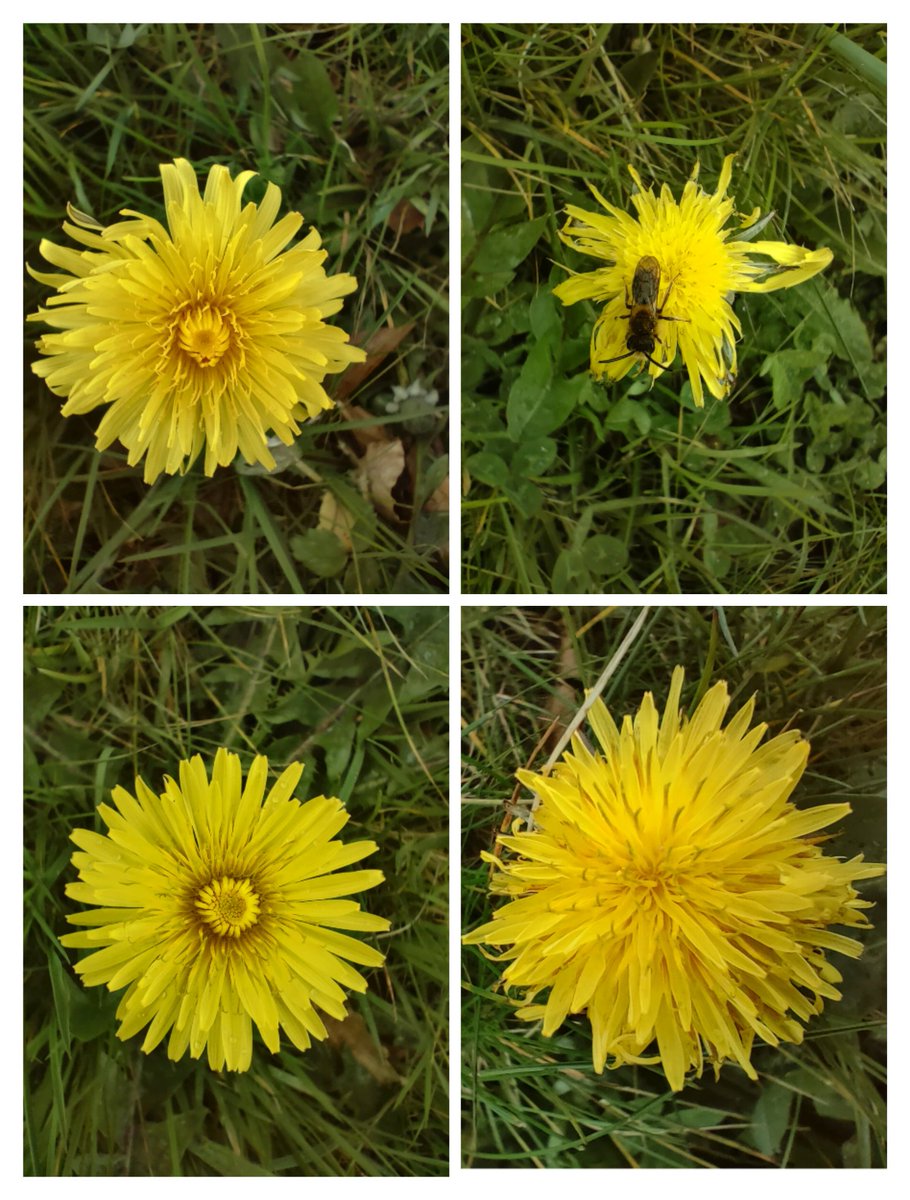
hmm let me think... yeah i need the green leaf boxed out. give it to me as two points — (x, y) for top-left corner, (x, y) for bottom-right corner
(785, 1066), (858, 1122)
(749, 1082), (794, 1157)
(290, 529), (348, 578)
(462, 269), (520, 300)
(193, 1140), (275, 1177)
(551, 533), (627, 591)
(116, 24), (147, 49)
(86, 24), (117, 48)
(853, 456), (886, 489)
(69, 975), (119, 1043)
(461, 144), (501, 246)
(48, 954), (73, 1054)
(820, 291), (874, 364)
(511, 438), (557, 477)
(507, 337), (592, 442)
(357, 677), (396, 738)
(466, 451), (509, 489)
(761, 349), (822, 410)
(319, 710), (357, 785)
(75, 59), (116, 112)
(584, 534), (629, 580)
(481, 216), (548, 275)
(529, 290), (561, 342)
(416, 453), (449, 506)
(503, 478), (543, 517)
(400, 618), (449, 703)
(604, 394), (651, 436)
(506, 336), (553, 438)
(676, 1105), (725, 1129)
(286, 51), (339, 140)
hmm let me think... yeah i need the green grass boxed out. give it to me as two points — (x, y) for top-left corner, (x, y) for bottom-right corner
(462, 605), (886, 1168)
(462, 24), (886, 594)
(25, 605), (448, 1176)
(25, 24), (449, 593)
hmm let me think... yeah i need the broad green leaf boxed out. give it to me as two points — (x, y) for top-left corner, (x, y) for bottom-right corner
(287, 51), (339, 140)
(466, 451), (509, 489)
(511, 438), (557, 477)
(290, 529), (348, 578)
(481, 216), (548, 275)
(508, 340), (589, 441)
(749, 1082), (794, 1157)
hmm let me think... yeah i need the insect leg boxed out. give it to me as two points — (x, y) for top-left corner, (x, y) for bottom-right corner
(657, 276), (689, 324)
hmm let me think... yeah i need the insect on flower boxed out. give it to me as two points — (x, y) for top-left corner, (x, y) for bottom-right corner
(601, 254), (688, 374)
(553, 155), (834, 404)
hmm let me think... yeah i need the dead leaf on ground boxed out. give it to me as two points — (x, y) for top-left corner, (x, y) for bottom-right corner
(388, 198), (425, 237)
(404, 442), (449, 514)
(335, 323), (415, 400)
(545, 631), (580, 748)
(323, 1012), (401, 1086)
(355, 439), (406, 521)
(317, 490), (355, 551)
(423, 472), (449, 514)
(341, 403), (393, 451)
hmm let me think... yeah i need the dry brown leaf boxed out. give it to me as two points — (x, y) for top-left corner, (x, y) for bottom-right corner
(341, 403), (393, 451)
(388, 198), (425, 236)
(317, 490), (355, 551)
(423, 472), (449, 514)
(334, 323), (415, 400)
(405, 441), (449, 515)
(323, 1012), (401, 1085)
(355, 439), (405, 521)
(545, 631), (580, 747)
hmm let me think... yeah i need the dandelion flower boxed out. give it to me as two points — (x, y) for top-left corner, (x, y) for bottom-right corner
(60, 749), (389, 1071)
(553, 155), (833, 406)
(28, 159), (365, 483)
(463, 667), (884, 1092)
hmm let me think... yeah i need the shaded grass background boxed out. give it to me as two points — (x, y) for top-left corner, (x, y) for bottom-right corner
(25, 23), (449, 594)
(462, 24), (886, 595)
(25, 604), (448, 1176)
(462, 605), (886, 1168)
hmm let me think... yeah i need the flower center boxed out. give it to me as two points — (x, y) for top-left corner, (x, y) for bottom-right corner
(195, 876), (260, 937)
(177, 303), (232, 367)
(622, 845), (693, 899)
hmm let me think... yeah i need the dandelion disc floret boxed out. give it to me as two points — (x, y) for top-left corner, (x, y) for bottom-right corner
(60, 750), (389, 1072)
(553, 155), (833, 406)
(28, 159), (366, 483)
(464, 667), (884, 1092)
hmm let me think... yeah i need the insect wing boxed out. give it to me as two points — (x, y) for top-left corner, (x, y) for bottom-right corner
(630, 255), (661, 307)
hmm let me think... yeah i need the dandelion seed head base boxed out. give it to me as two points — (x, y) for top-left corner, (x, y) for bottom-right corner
(196, 876), (261, 937)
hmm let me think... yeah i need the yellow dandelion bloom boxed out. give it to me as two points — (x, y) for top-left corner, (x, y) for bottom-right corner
(28, 159), (365, 483)
(553, 155), (833, 406)
(60, 749), (389, 1072)
(463, 668), (884, 1092)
